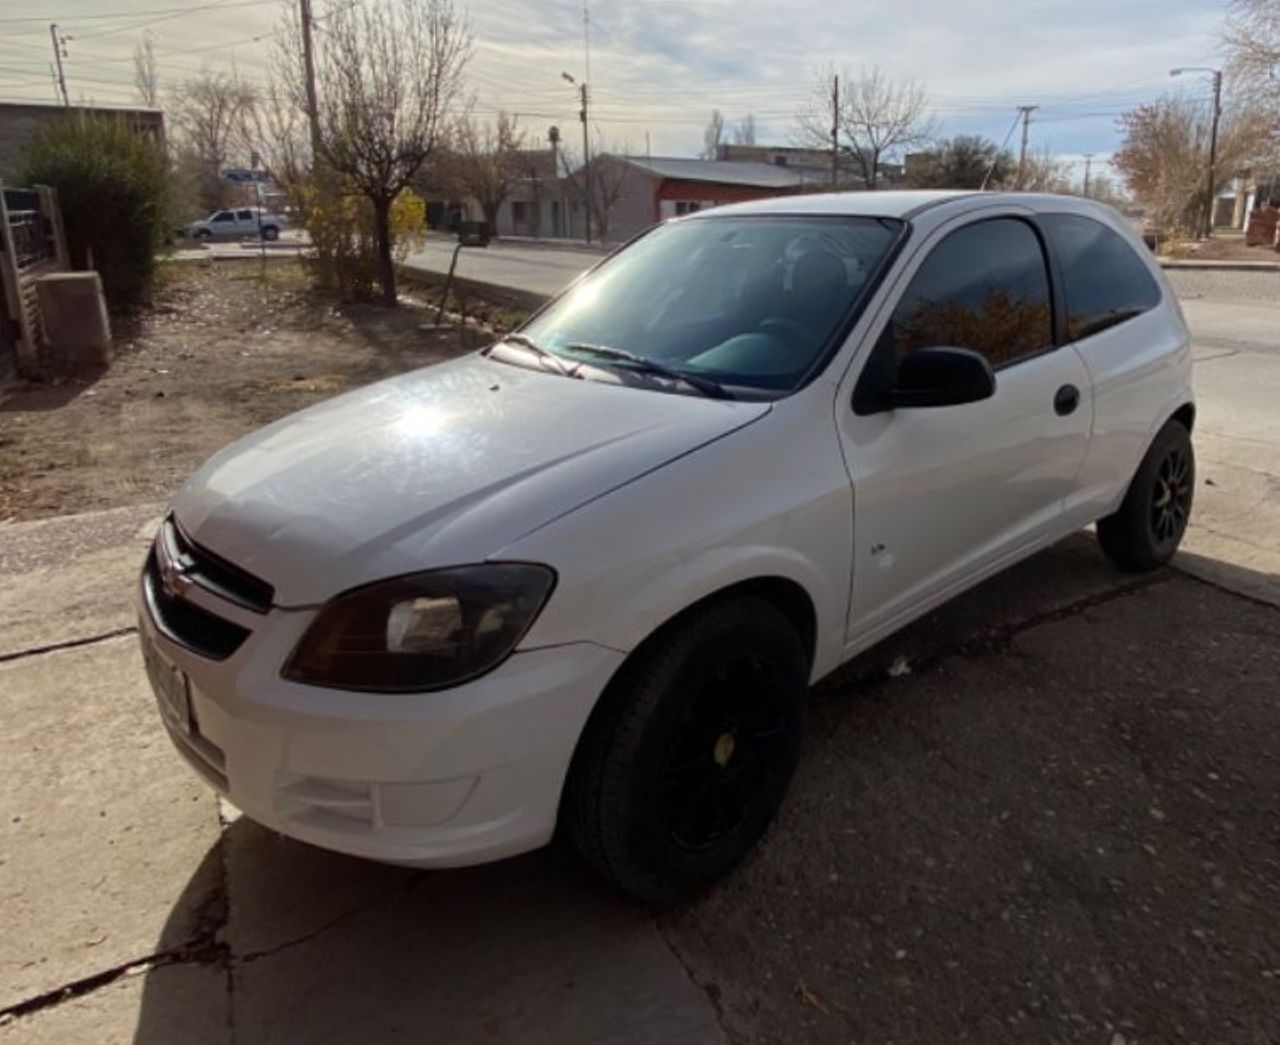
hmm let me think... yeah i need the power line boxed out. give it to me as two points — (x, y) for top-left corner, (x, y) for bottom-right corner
(0, 0), (273, 25)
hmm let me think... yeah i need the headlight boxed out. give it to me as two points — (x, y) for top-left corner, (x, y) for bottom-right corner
(282, 564), (556, 692)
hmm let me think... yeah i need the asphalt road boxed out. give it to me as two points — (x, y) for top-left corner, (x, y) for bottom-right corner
(404, 238), (603, 299)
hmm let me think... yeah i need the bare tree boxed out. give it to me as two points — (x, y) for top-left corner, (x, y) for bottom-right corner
(560, 147), (631, 240)
(1114, 94), (1270, 234)
(1020, 145), (1073, 193)
(1223, 0), (1280, 105)
(170, 68), (258, 211)
(733, 113), (757, 146)
(243, 80), (309, 188)
(451, 110), (524, 235)
(703, 109), (725, 159)
(133, 34), (159, 108)
(279, 0), (471, 304)
(797, 66), (936, 189)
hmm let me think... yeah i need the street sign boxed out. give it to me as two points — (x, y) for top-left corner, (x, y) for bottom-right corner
(222, 169), (269, 183)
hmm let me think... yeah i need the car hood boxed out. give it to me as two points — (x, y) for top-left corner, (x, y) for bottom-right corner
(173, 354), (769, 606)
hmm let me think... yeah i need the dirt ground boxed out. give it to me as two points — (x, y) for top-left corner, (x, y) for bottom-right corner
(0, 261), (477, 522)
(1164, 233), (1279, 262)
(661, 555), (1280, 1044)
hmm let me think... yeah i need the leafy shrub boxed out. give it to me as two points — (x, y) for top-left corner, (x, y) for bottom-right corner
(290, 175), (427, 300)
(19, 113), (168, 314)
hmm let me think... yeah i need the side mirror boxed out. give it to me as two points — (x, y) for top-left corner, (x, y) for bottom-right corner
(889, 346), (996, 409)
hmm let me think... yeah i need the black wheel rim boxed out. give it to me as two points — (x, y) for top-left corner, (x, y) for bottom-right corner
(659, 653), (789, 852)
(1150, 446), (1192, 546)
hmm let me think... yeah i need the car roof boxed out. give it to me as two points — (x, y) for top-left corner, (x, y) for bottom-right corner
(693, 190), (1114, 222)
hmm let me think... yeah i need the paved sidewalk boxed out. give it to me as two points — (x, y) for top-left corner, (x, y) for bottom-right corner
(0, 509), (722, 1044)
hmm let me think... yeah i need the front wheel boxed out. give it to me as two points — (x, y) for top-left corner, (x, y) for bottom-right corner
(1097, 417), (1194, 572)
(564, 596), (808, 905)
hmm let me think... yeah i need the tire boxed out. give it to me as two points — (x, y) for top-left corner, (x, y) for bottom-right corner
(1097, 417), (1194, 572)
(564, 596), (808, 905)
(261, 225), (280, 242)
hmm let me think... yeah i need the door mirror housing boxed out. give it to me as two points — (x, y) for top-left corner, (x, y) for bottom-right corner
(889, 346), (996, 409)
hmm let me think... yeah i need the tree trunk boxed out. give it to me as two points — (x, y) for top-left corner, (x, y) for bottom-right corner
(372, 194), (396, 306)
(482, 201), (500, 238)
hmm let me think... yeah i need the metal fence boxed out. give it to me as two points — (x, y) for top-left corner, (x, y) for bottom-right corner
(0, 183), (68, 377)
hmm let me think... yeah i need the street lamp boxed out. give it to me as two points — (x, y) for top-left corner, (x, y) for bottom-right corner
(562, 71), (592, 244)
(1171, 66), (1223, 239)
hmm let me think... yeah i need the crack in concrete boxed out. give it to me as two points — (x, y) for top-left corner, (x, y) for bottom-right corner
(0, 627), (138, 665)
(0, 940), (228, 1027)
(653, 922), (730, 1039)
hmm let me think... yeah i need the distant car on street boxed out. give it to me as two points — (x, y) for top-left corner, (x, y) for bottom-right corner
(181, 208), (286, 242)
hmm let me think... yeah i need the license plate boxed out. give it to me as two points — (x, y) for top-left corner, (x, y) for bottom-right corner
(142, 633), (191, 734)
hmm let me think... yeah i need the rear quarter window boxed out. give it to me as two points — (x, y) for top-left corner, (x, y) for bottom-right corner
(1042, 213), (1161, 341)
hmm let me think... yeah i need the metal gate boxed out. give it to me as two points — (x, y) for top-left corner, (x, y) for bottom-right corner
(0, 183), (68, 378)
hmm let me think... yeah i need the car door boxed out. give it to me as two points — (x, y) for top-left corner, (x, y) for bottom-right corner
(210, 211), (236, 236)
(1037, 212), (1184, 525)
(235, 209), (256, 235)
(838, 212), (1093, 648)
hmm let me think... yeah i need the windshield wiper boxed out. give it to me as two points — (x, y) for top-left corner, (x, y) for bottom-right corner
(564, 343), (732, 399)
(492, 333), (577, 378)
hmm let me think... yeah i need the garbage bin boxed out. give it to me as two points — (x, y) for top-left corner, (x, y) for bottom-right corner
(457, 220), (491, 247)
(35, 271), (112, 369)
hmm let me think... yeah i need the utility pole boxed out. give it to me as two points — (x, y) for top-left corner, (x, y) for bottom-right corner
(49, 24), (69, 107)
(1015, 105), (1038, 188)
(563, 71), (591, 243)
(831, 73), (840, 187)
(299, 0), (322, 163)
(549, 125), (562, 237)
(580, 81), (592, 244)
(1082, 153), (1093, 197)
(1206, 69), (1222, 238)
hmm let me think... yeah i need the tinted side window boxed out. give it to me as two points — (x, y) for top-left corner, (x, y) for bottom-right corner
(212, 211), (233, 222)
(1042, 213), (1161, 341)
(236, 209), (254, 220)
(889, 218), (1053, 369)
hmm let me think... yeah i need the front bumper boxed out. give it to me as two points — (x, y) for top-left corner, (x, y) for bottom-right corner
(137, 569), (623, 867)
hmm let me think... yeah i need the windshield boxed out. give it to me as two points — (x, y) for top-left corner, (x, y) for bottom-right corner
(516, 214), (903, 396)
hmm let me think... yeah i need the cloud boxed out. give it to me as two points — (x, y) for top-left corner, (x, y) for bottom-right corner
(0, 0), (1225, 159)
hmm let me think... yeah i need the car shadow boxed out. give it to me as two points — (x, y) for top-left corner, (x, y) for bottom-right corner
(130, 819), (720, 1044)
(0, 364), (110, 413)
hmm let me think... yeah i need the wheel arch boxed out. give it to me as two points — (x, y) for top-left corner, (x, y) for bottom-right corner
(1170, 401), (1195, 433)
(569, 573), (820, 765)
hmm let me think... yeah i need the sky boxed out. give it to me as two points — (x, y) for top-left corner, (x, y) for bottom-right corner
(0, 0), (1227, 186)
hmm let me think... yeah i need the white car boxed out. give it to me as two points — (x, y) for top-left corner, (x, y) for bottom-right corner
(139, 191), (1194, 903)
(183, 207), (285, 241)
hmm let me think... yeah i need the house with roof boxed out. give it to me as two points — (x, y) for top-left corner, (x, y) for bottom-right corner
(558, 154), (826, 243)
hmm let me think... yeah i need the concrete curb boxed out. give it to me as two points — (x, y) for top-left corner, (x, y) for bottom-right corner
(397, 264), (552, 311)
(1158, 259), (1280, 272)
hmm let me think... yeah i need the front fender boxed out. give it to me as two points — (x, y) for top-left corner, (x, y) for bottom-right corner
(500, 389), (853, 683)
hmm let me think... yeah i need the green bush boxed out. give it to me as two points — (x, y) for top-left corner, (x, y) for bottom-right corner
(19, 113), (168, 313)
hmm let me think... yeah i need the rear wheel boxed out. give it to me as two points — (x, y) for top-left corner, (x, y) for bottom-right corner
(1097, 418), (1194, 571)
(261, 224), (280, 242)
(564, 596), (808, 905)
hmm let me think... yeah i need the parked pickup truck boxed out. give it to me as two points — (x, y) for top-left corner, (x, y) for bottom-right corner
(182, 208), (286, 242)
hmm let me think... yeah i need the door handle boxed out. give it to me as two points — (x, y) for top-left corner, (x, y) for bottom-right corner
(1054, 384), (1080, 416)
